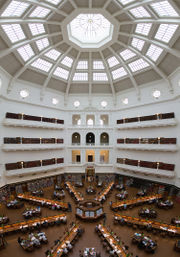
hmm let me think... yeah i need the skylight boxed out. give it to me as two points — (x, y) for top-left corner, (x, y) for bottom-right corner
(53, 67), (69, 80)
(135, 23), (152, 36)
(17, 44), (34, 61)
(155, 24), (178, 43)
(36, 38), (49, 51)
(150, 1), (179, 17)
(29, 6), (51, 18)
(45, 0), (62, 5)
(117, 0), (135, 5)
(2, 24), (26, 43)
(45, 49), (61, 61)
(146, 44), (163, 62)
(68, 13), (113, 48)
(93, 61), (104, 70)
(28, 23), (45, 36)
(128, 58), (150, 72)
(76, 61), (88, 69)
(61, 56), (73, 68)
(112, 67), (127, 80)
(129, 6), (151, 18)
(107, 56), (119, 68)
(120, 49), (136, 61)
(1, 1), (29, 17)
(73, 73), (88, 81)
(93, 73), (108, 81)
(131, 38), (145, 51)
(31, 58), (52, 72)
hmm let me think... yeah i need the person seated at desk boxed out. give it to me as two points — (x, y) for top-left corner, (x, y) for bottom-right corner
(136, 189), (147, 197)
(157, 199), (174, 209)
(115, 184), (125, 191)
(6, 199), (24, 209)
(0, 216), (9, 224)
(116, 190), (128, 200)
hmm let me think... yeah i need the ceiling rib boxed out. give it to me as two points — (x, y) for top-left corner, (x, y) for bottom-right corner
(0, 18), (61, 26)
(109, 46), (141, 98)
(89, 52), (92, 105)
(65, 51), (81, 101)
(100, 51), (116, 104)
(41, 46), (72, 98)
(0, 32), (61, 59)
(118, 31), (180, 58)
(7, 42), (62, 93)
(118, 18), (180, 25)
(118, 40), (174, 92)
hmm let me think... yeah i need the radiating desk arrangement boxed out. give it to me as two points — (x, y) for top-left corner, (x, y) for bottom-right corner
(17, 193), (68, 210)
(0, 214), (67, 235)
(65, 181), (84, 202)
(114, 214), (180, 236)
(50, 223), (82, 257)
(96, 224), (127, 257)
(111, 194), (162, 211)
(95, 181), (114, 202)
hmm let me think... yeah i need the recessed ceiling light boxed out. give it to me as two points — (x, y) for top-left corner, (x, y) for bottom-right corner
(20, 89), (29, 98)
(153, 90), (161, 98)
(122, 98), (128, 104)
(93, 61), (104, 70)
(74, 101), (80, 107)
(52, 98), (59, 105)
(101, 101), (107, 107)
(0, 77), (2, 89)
(2, 24), (26, 43)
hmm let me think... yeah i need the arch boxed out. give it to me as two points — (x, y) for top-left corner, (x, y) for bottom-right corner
(86, 132), (95, 145)
(100, 132), (109, 145)
(72, 132), (81, 145)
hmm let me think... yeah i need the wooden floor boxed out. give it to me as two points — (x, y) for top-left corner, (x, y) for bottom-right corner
(1, 182), (180, 257)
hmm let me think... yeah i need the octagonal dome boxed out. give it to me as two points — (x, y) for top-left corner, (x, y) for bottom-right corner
(67, 14), (114, 48)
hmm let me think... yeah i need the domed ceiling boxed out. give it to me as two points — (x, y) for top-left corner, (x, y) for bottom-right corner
(0, 0), (180, 99)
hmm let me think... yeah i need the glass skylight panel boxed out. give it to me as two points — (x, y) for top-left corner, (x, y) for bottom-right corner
(36, 38), (49, 51)
(76, 61), (88, 70)
(120, 49), (136, 61)
(117, 0), (135, 5)
(131, 38), (145, 51)
(93, 61), (104, 70)
(146, 44), (163, 62)
(53, 67), (69, 80)
(73, 73), (88, 81)
(135, 23), (152, 36)
(155, 24), (178, 43)
(45, 0), (62, 5)
(28, 23), (45, 36)
(2, 24), (25, 43)
(45, 49), (61, 61)
(61, 56), (73, 68)
(129, 6), (151, 18)
(128, 58), (149, 72)
(1, 1), (29, 17)
(112, 67), (127, 80)
(29, 6), (51, 18)
(31, 58), (52, 72)
(107, 56), (119, 68)
(93, 73), (108, 81)
(17, 44), (34, 61)
(150, 1), (179, 17)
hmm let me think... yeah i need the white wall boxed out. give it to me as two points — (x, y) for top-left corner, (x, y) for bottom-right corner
(0, 67), (180, 187)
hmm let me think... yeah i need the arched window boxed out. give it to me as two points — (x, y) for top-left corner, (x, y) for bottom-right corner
(87, 118), (94, 126)
(72, 132), (81, 145)
(100, 132), (109, 145)
(86, 132), (95, 145)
